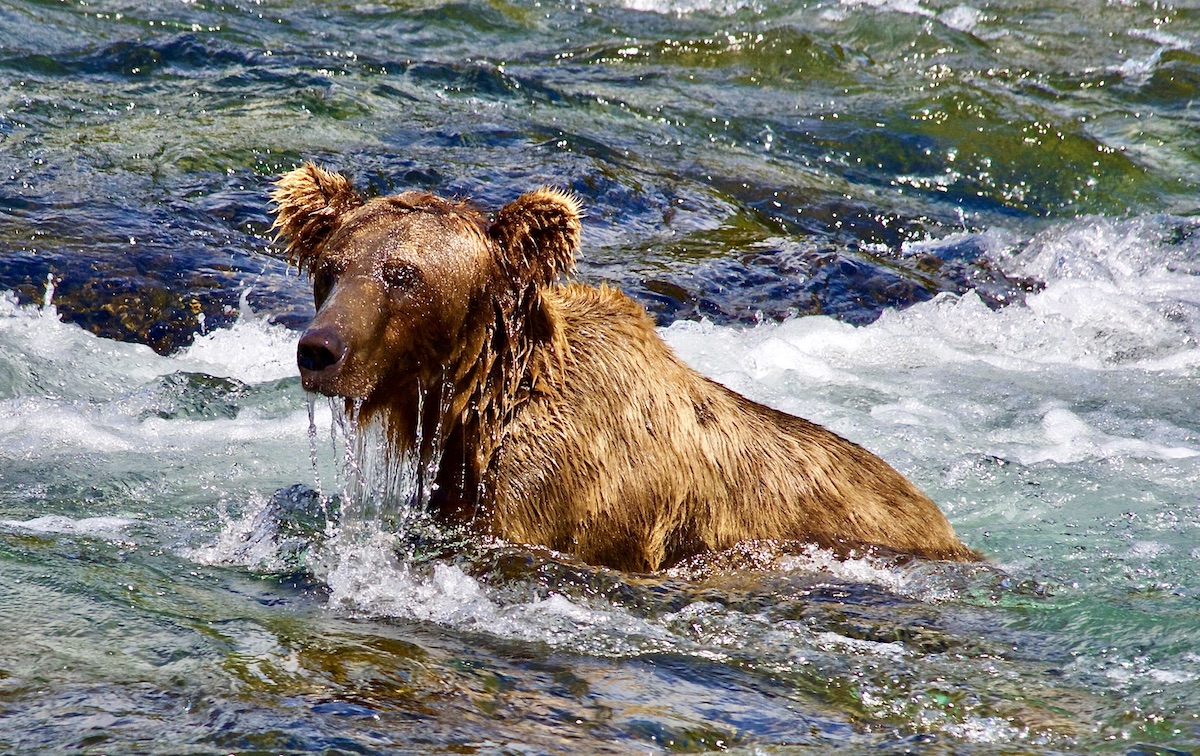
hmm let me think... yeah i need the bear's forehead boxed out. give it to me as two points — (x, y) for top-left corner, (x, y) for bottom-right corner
(331, 196), (484, 244)
(322, 196), (489, 257)
(349, 194), (484, 230)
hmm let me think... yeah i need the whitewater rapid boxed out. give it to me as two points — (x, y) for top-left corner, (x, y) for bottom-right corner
(3, 214), (1200, 751)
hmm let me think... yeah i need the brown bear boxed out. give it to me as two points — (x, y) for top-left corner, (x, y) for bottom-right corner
(270, 163), (980, 572)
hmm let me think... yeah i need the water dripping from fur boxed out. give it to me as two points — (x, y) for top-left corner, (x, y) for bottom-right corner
(310, 396), (417, 537)
(300, 377), (475, 613)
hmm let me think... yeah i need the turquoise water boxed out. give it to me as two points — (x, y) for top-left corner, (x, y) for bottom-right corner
(2, 0), (1200, 753)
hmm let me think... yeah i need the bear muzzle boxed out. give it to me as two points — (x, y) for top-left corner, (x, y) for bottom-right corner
(297, 326), (350, 394)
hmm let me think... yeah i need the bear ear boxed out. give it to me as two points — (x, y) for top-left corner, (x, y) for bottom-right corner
(487, 187), (582, 290)
(269, 162), (363, 272)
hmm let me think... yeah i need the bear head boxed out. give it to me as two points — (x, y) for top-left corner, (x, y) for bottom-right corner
(270, 162), (581, 426)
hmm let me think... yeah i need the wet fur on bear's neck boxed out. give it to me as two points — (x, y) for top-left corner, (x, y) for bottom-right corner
(271, 163), (981, 572)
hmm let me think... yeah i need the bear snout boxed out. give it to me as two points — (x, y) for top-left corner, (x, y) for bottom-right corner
(297, 327), (348, 392)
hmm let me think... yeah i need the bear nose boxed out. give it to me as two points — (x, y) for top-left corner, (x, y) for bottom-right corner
(297, 327), (346, 374)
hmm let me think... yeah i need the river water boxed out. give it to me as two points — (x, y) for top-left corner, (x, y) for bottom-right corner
(2, 0), (1200, 753)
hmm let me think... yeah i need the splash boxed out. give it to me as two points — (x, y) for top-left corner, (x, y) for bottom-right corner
(299, 386), (455, 614)
(41, 273), (57, 314)
(183, 491), (290, 570)
(177, 288), (299, 384)
(309, 381), (450, 537)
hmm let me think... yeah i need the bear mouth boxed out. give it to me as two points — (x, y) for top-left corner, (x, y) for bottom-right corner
(298, 366), (372, 400)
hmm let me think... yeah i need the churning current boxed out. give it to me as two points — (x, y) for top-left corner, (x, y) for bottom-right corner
(2, 0), (1200, 753)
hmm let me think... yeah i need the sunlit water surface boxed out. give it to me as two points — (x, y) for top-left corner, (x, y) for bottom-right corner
(2, 0), (1200, 753)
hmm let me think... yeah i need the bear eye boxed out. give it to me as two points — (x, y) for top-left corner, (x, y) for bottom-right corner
(313, 275), (333, 307)
(380, 261), (421, 289)
(312, 262), (342, 306)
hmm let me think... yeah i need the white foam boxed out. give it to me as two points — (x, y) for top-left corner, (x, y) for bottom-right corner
(1149, 669), (1198, 684)
(944, 717), (1026, 745)
(176, 312), (298, 385)
(619, 0), (757, 15)
(0, 391), (315, 469)
(772, 545), (983, 603)
(303, 528), (682, 654)
(1105, 662), (1199, 686)
(1118, 24), (1195, 88)
(1114, 48), (1164, 89)
(939, 5), (984, 34)
(816, 631), (909, 659)
(0, 515), (138, 538)
(0, 285), (314, 468)
(1025, 406), (1197, 465)
(663, 215), (1200, 473)
(314, 530), (493, 625)
(677, 216), (1200, 373)
(1126, 540), (1174, 560)
(829, 0), (992, 40)
(0, 292), (166, 400)
(0, 287), (300, 408)
(179, 398), (678, 654)
(0, 397), (136, 454)
(839, 0), (932, 17)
